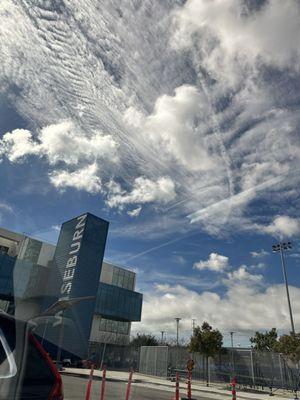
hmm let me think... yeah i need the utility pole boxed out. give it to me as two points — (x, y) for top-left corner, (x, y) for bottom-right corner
(272, 242), (295, 335)
(192, 319), (196, 334)
(161, 331), (165, 343)
(175, 318), (181, 346)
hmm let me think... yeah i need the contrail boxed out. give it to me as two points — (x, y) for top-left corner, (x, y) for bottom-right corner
(125, 228), (200, 262)
(125, 172), (290, 262)
(188, 174), (285, 224)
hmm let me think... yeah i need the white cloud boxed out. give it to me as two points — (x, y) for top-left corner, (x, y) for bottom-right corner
(125, 85), (218, 171)
(173, 0), (300, 85)
(127, 207), (142, 217)
(123, 106), (145, 129)
(193, 252), (229, 272)
(250, 249), (269, 258)
(38, 121), (118, 165)
(249, 262), (267, 271)
(225, 266), (263, 284)
(49, 163), (101, 194)
(106, 176), (176, 209)
(0, 202), (13, 213)
(261, 216), (300, 238)
(0, 129), (40, 162)
(0, 121), (118, 166)
(134, 281), (300, 336)
(1, 0), (300, 239)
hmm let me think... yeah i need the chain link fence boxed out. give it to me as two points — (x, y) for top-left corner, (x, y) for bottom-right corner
(139, 346), (300, 393)
(88, 342), (140, 370)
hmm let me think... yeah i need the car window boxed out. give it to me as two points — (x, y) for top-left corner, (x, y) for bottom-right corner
(19, 336), (55, 400)
(0, 328), (17, 379)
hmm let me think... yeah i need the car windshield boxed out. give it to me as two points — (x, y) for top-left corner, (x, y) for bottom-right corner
(1, 1), (300, 399)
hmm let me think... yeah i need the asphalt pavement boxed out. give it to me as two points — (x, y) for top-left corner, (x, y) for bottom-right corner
(61, 368), (293, 400)
(62, 374), (212, 400)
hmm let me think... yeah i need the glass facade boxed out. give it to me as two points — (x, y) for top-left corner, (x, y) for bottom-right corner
(52, 213), (109, 357)
(111, 266), (135, 290)
(99, 317), (130, 335)
(0, 253), (15, 299)
(0, 245), (9, 255)
(95, 282), (142, 322)
(18, 238), (42, 264)
(0, 217), (143, 355)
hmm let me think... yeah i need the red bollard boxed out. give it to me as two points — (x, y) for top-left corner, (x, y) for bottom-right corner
(181, 370), (194, 400)
(174, 372), (180, 400)
(231, 377), (237, 400)
(187, 370), (192, 400)
(125, 369), (133, 400)
(85, 365), (94, 400)
(100, 366), (107, 400)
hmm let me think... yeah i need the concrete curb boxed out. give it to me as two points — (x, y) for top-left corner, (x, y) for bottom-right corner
(61, 370), (292, 399)
(60, 371), (131, 383)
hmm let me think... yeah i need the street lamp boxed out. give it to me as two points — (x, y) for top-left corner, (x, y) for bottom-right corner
(229, 331), (235, 348)
(175, 318), (181, 346)
(272, 241), (295, 335)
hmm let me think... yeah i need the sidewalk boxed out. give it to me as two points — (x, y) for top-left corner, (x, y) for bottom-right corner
(61, 368), (297, 400)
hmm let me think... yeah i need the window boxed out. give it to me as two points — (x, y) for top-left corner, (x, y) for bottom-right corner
(0, 246), (9, 255)
(99, 317), (130, 335)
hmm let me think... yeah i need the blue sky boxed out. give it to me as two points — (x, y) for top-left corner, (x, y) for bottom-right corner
(1, 0), (300, 346)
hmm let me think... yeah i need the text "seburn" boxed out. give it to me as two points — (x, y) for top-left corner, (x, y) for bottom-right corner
(59, 214), (87, 300)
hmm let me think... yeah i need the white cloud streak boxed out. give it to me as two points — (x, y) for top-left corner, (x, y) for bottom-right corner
(250, 249), (269, 258)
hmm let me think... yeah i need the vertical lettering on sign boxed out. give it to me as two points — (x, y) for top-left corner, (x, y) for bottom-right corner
(59, 214), (87, 301)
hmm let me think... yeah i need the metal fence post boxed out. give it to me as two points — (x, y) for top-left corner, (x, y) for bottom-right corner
(250, 349), (255, 387)
(155, 346), (157, 376)
(165, 346), (169, 377)
(278, 354), (284, 389)
(208, 357), (211, 386)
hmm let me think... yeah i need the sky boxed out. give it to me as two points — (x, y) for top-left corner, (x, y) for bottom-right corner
(1, 0), (300, 347)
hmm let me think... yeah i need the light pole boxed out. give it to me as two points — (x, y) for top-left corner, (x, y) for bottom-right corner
(229, 331), (235, 377)
(192, 319), (196, 334)
(272, 241), (295, 335)
(175, 318), (181, 346)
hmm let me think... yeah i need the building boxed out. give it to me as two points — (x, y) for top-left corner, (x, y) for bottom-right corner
(0, 213), (143, 359)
